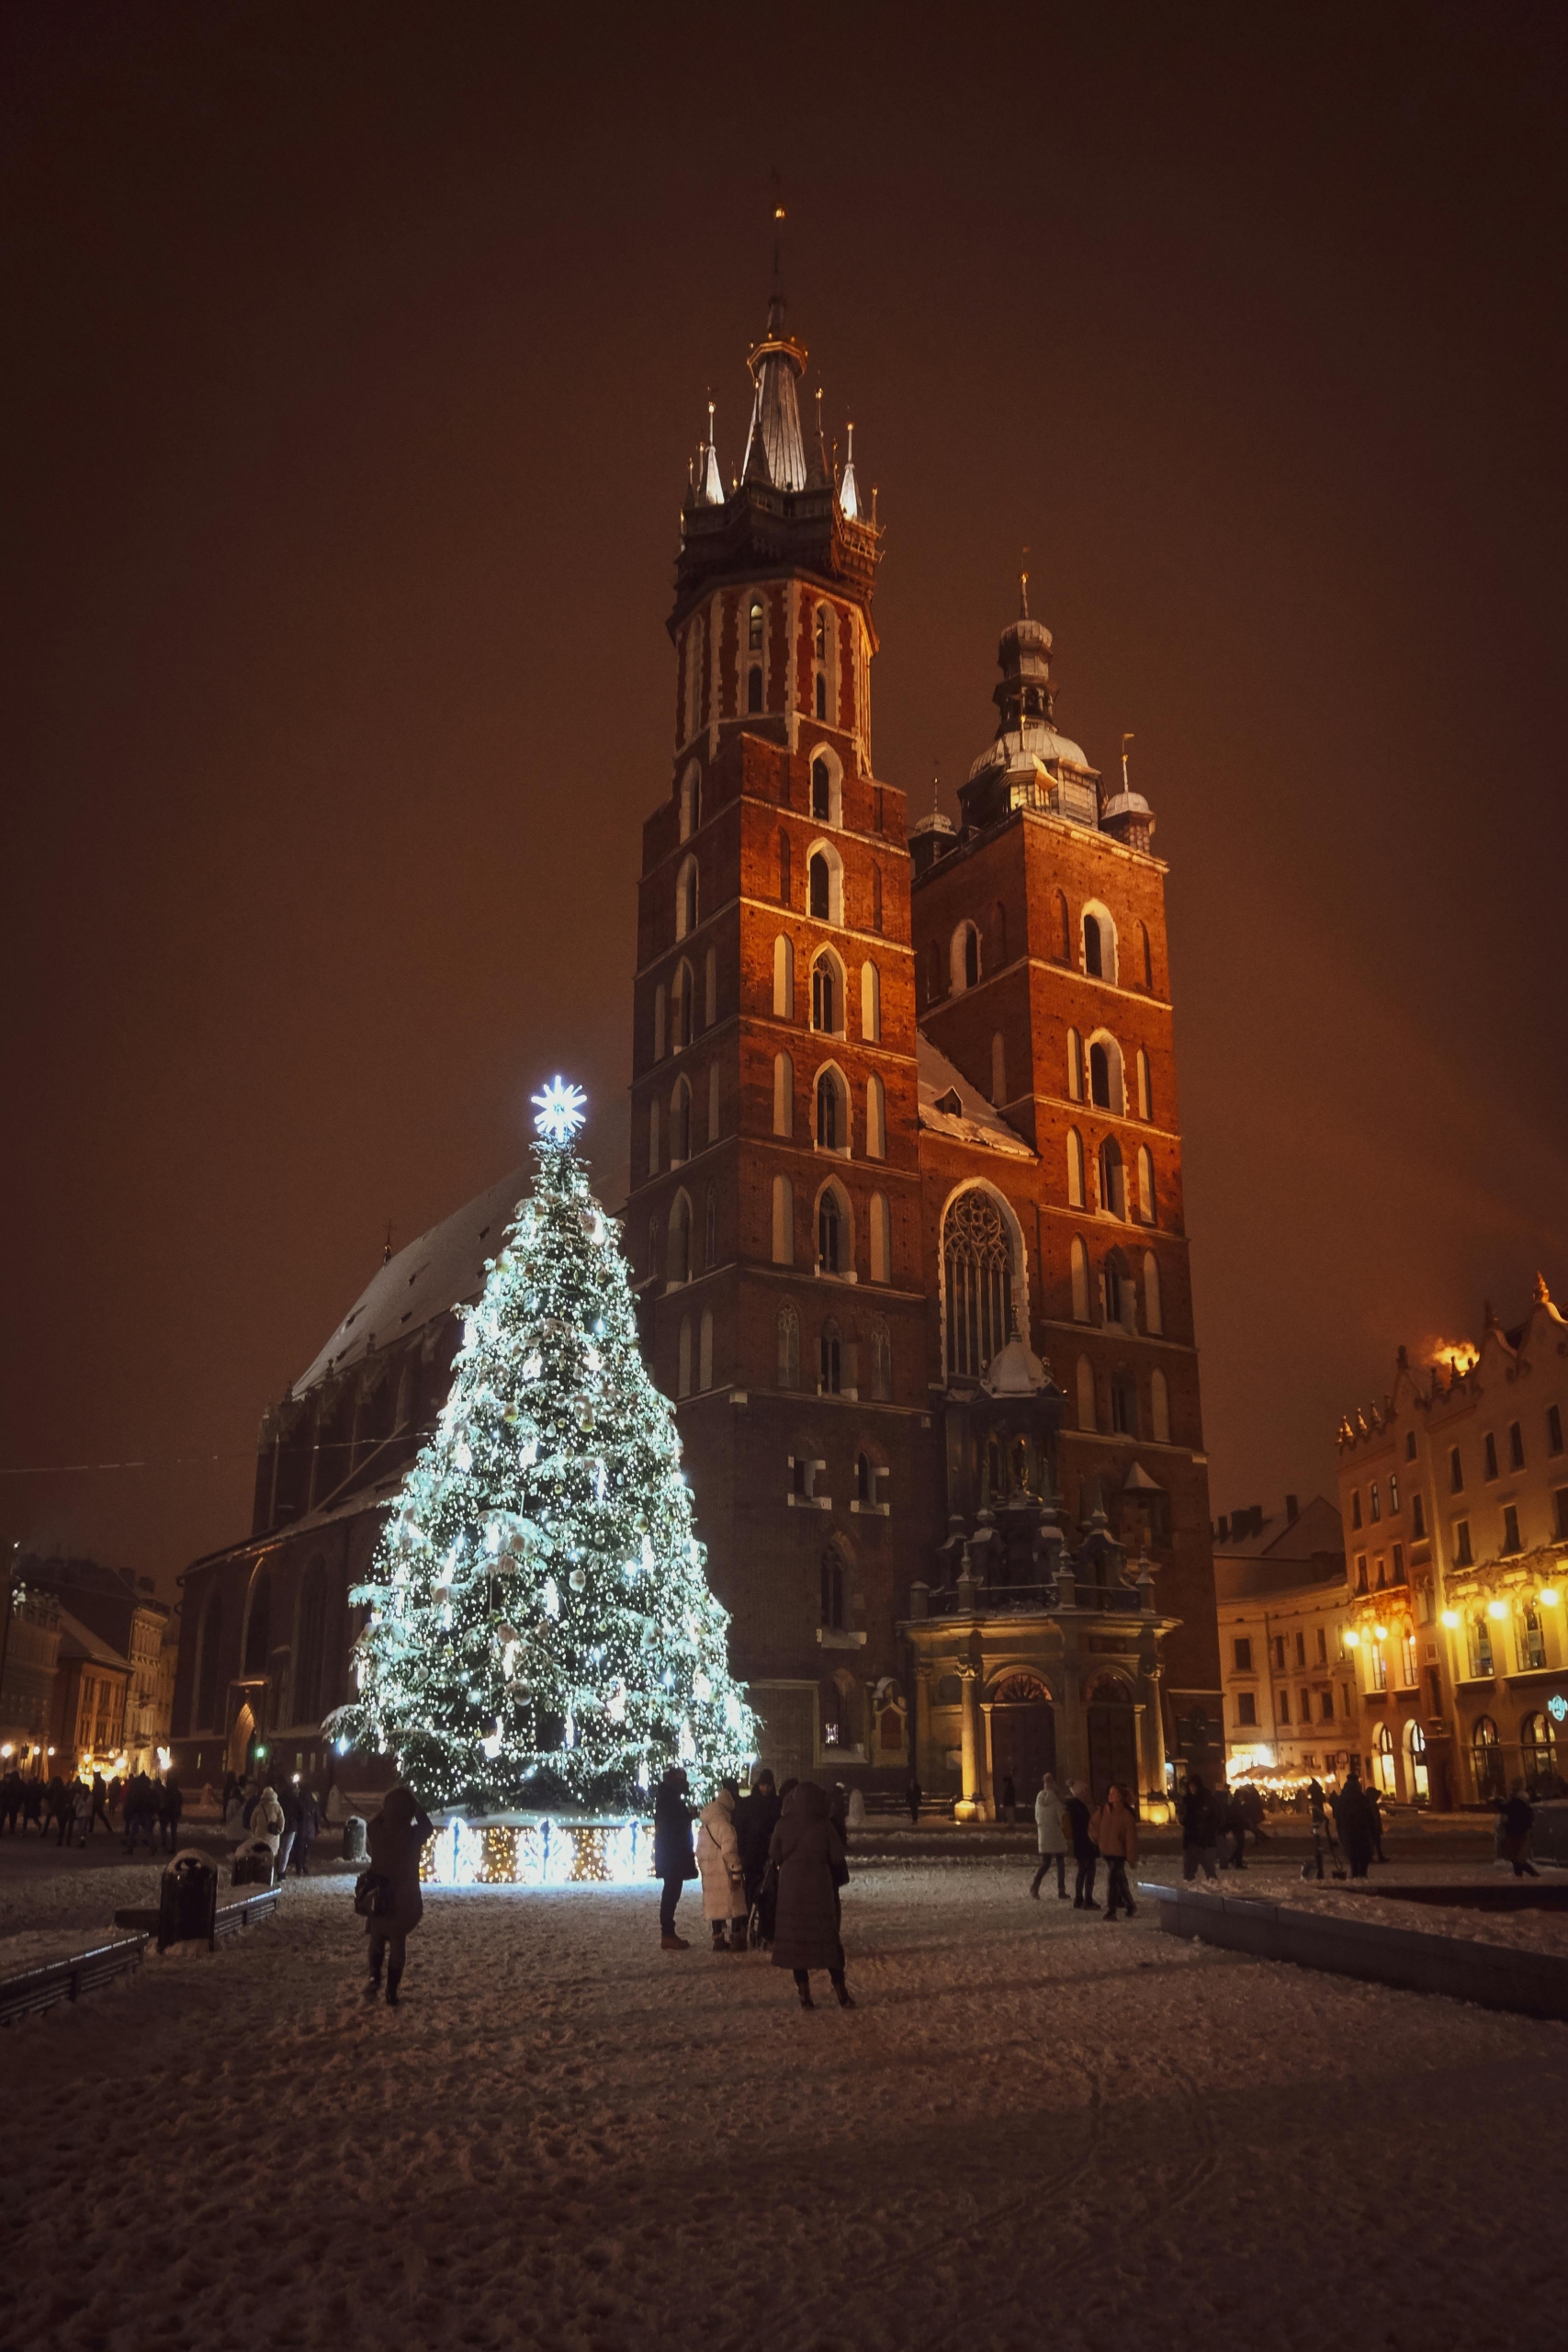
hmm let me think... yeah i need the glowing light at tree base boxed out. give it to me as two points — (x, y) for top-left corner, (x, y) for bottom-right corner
(420, 1815), (651, 1886)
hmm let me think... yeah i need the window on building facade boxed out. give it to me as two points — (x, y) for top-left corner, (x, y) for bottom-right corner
(1321, 1687), (1335, 1720)
(1467, 1613), (1494, 1678)
(1518, 1600), (1546, 1671)
(1555, 1487), (1568, 1542)
(1234, 1637), (1252, 1671)
(1447, 1445), (1463, 1493)
(1278, 1690), (1291, 1724)
(1548, 1403), (1563, 1457)
(1370, 1481), (1381, 1522)
(861, 960), (880, 1040)
(1236, 1691), (1257, 1726)
(1509, 1420), (1526, 1471)
(1405, 1429), (1417, 1462)
(1271, 1635), (1286, 1673)
(1069, 1235), (1090, 1322)
(812, 757), (831, 821)
(815, 1069), (846, 1151)
(1483, 1432), (1498, 1481)
(1453, 1518), (1472, 1566)
(1412, 1491), (1427, 1539)
(820, 1544), (846, 1629)
(865, 1073), (886, 1159)
(771, 1175), (794, 1266)
(943, 1191), (1013, 1380)
(1110, 1368), (1139, 1437)
(1392, 1544), (1404, 1582)
(868, 1193), (891, 1285)
(704, 1186), (718, 1271)
(1389, 1473), (1400, 1513)
(1316, 1626), (1328, 1664)
(818, 1185), (846, 1276)
(1398, 1626), (1418, 1686)
(1295, 1631), (1306, 1667)
(809, 852), (830, 922)
(1084, 913), (1105, 978)
(811, 953), (840, 1033)
(1149, 1366), (1170, 1444)
(819, 1317), (842, 1396)
(869, 1317), (892, 1400)
(1351, 1488), (1362, 1530)
(748, 597), (764, 652)
(1139, 922), (1153, 990)
(1502, 1503), (1522, 1555)
(1066, 1028), (1083, 1102)
(1355, 1553), (1368, 1593)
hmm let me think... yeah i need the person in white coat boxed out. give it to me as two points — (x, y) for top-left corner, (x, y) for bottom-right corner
(1030, 1770), (1071, 1900)
(247, 1784), (285, 1866)
(695, 1781), (749, 1952)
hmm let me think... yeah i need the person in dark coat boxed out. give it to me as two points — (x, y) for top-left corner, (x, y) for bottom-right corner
(364, 1785), (434, 2006)
(89, 1771), (110, 1838)
(1220, 1786), (1248, 1871)
(736, 1768), (781, 1941)
(161, 1775), (184, 1852)
(1302, 1776), (1334, 1881)
(22, 1777), (44, 1833)
(828, 1782), (850, 1844)
(1331, 1770), (1374, 1881)
(0, 1770), (20, 1834)
(47, 1775), (72, 1845)
(1365, 1782), (1386, 1864)
(653, 1767), (698, 1951)
(291, 1783), (321, 1873)
(1066, 1781), (1099, 1908)
(1501, 1781), (1539, 1878)
(1179, 1774), (1223, 1883)
(905, 1774), (922, 1826)
(768, 1781), (852, 2008)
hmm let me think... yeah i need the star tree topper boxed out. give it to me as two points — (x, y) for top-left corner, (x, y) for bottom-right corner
(533, 1076), (587, 1145)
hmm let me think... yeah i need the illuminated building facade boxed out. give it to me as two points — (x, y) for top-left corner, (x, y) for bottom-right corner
(1336, 1277), (1568, 1805)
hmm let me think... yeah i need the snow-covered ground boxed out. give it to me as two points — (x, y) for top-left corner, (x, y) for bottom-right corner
(5, 1848), (1566, 2351)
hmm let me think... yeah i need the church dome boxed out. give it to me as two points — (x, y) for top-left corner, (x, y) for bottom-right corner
(981, 1332), (1048, 1396)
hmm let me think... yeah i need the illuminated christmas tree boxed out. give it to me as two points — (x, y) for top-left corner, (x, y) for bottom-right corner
(330, 1079), (754, 1814)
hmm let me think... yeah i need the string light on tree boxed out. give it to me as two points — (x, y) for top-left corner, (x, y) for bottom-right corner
(328, 1077), (755, 1815)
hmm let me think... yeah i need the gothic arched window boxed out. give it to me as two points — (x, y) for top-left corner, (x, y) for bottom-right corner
(819, 1317), (843, 1396)
(1099, 1136), (1125, 1218)
(748, 665), (762, 714)
(816, 1068), (846, 1151)
(869, 1192), (891, 1284)
(869, 1316), (892, 1399)
(818, 1184), (847, 1275)
(748, 597), (764, 652)
(812, 757), (831, 820)
(675, 857), (698, 940)
(820, 1543), (845, 1628)
(1084, 914), (1104, 978)
(816, 673), (828, 719)
(704, 1185), (718, 1271)
(293, 1557), (328, 1726)
(809, 852), (830, 921)
(815, 605), (829, 661)
(942, 1189), (1013, 1380)
(811, 953), (839, 1033)
(671, 1076), (692, 1164)
(1055, 889), (1070, 962)
(667, 1193), (692, 1286)
(773, 1049), (794, 1137)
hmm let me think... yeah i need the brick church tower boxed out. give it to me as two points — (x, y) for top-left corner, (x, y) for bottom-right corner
(628, 291), (1222, 1802)
(627, 288), (933, 1776)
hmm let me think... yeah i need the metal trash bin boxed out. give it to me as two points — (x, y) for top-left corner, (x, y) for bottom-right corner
(231, 1838), (276, 1888)
(342, 1815), (368, 1866)
(159, 1850), (219, 1951)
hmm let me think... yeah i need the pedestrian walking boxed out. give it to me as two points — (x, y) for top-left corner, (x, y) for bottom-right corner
(696, 1780), (749, 1952)
(1179, 1772), (1223, 1883)
(737, 1768), (781, 1944)
(248, 1783), (286, 1876)
(276, 1781), (300, 1878)
(72, 1777), (94, 1848)
(0, 1769), (20, 1834)
(291, 1783), (321, 1873)
(1220, 1785), (1248, 1871)
(89, 1771), (110, 1838)
(1090, 1783), (1141, 1920)
(124, 1770), (157, 1854)
(768, 1781), (853, 2009)
(653, 1766), (697, 1951)
(160, 1774), (184, 1853)
(1501, 1780), (1540, 1878)
(1030, 1771), (1071, 1900)
(1331, 1770), (1374, 1882)
(362, 1786), (434, 2006)
(1302, 1776), (1335, 1881)
(47, 1774), (72, 1846)
(1365, 1782), (1386, 1864)
(1066, 1780), (1099, 1909)
(22, 1777), (45, 1834)
(905, 1773), (922, 1826)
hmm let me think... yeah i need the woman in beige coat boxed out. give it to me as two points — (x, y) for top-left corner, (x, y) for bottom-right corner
(695, 1781), (748, 1952)
(1089, 1783), (1141, 1922)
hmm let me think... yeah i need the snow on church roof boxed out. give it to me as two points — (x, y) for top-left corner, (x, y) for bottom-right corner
(293, 1165), (529, 1396)
(917, 1035), (1034, 1158)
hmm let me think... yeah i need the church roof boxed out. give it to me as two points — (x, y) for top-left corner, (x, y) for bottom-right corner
(916, 1035), (1034, 1159)
(293, 1165), (529, 1396)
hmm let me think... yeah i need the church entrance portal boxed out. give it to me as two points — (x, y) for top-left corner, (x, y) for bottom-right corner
(228, 1701), (255, 1778)
(1086, 1678), (1138, 1801)
(988, 1674), (1055, 1805)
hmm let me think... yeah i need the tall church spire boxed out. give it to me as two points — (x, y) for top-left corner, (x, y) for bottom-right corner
(741, 292), (808, 490)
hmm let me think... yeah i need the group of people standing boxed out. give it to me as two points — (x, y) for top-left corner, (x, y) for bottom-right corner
(226, 1775), (321, 1878)
(655, 1766), (853, 2007)
(1030, 1773), (1142, 1919)
(0, 1765), (183, 1851)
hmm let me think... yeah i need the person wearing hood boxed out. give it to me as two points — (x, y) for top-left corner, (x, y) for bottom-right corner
(768, 1781), (852, 2008)
(364, 1785), (434, 2006)
(1066, 1781), (1100, 1910)
(248, 1782), (286, 1867)
(1089, 1783), (1141, 1920)
(696, 1779), (749, 1952)
(1031, 1771), (1071, 1900)
(653, 1767), (698, 1951)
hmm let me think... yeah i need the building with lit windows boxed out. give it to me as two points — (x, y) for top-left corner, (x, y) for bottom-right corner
(1336, 1275), (1568, 1806)
(1213, 1496), (1353, 1782)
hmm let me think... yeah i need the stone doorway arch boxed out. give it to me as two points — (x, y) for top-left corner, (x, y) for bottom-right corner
(228, 1701), (255, 1779)
(987, 1671), (1055, 1808)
